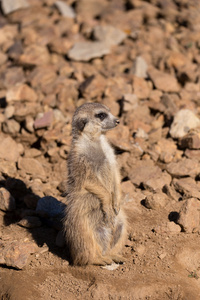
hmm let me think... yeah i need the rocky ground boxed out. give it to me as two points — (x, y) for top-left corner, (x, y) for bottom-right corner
(1, 0), (200, 299)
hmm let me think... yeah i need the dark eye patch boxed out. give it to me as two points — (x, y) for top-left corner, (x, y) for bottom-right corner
(95, 112), (108, 121)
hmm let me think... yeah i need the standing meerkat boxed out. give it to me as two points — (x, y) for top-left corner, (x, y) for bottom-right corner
(63, 102), (127, 266)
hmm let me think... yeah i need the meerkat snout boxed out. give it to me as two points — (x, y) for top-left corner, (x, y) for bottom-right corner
(115, 119), (120, 126)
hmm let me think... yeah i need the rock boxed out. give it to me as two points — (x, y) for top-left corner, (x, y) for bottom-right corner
(131, 56), (148, 78)
(2, 119), (20, 135)
(0, 135), (20, 162)
(123, 94), (138, 112)
(29, 179), (44, 198)
(0, 24), (17, 49)
(93, 25), (126, 46)
(185, 149), (200, 160)
(56, 230), (65, 247)
(144, 193), (167, 210)
(68, 42), (110, 61)
(177, 198), (200, 233)
(17, 143), (24, 155)
(19, 45), (50, 66)
(160, 93), (178, 118)
(149, 90), (163, 103)
(13, 103), (40, 123)
(170, 109), (200, 139)
(158, 252), (167, 260)
(148, 67), (180, 93)
(0, 52), (7, 65)
(179, 132), (200, 149)
(48, 38), (72, 55)
(173, 178), (200, 199)
(42, 94), (57, 108)
(36, 196), (66, 217)
(37, 244), (49, 255)
(103, 8), (143, 33)
(1, 0), (29, 15)
(55, 1), (75, 18)
(6, 84), (38, 102)
(24, 148), (42, 158)
(166, 158), (200, 178)
(148, 127), (162, 144)
(23, 193), (40, 209)
(17, 157), (46, 180)
(3, 67), (25, 89)
(143, 171), (171, 192)
(0, 187), (16, 211)
(153, 222), (181, 234)
(56, 80), (78, 110)
(7, 40), (23, 61)
(0, 159), (17, 177)
(28, 66), (57, 90)
(34, 111), (54, 129)
(59, 145), (69, 159)
(42, 127), (62, 143)
(0, 113), (5, 124)
(132, 76), (150, 99)
(104, 77), (132, 101)
(127, 160), (161, 187)
(0, 240), (38, 270)
(5, 177), (27, 200)
(4, 105), (15, 119)
(18, 216), (42, 228)
(162, 184), (181, 201)
(154, 138), (177, 164)
(167, 51), (190, 69)
(53, 109), (68, 123)
(134, 244), (146, 256)
(134, 128), (148, 140)
(121, 180), (135, 202)
(107, 124), (131, 151)
(24, 115), (34, 132)
(79, 74), (106, 99)
(76, 0), (107, 18)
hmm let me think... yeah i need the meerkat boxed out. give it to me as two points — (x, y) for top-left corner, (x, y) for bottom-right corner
(63, 102), (127, 266)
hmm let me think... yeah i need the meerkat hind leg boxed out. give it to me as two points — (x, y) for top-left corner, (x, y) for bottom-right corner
(91, 255), (113, 266)
(109, 215), (127, 263)
(110, 254), (125, 264)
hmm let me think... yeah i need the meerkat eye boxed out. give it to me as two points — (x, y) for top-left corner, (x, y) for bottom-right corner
(95, 112), (108, 121)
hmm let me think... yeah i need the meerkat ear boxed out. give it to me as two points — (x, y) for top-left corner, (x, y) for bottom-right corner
(77, 118), (88, 132)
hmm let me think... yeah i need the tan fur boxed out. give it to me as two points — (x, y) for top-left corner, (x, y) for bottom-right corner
(63, 103), (127, 265)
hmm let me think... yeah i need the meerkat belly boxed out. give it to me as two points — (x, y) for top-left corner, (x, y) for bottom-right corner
(96, 163), (113, 191)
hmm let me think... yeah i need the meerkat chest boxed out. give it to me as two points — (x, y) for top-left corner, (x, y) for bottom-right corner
(95, 135), (116, 189)
(77, 134), (116, 174)
(100, 135), (116, 167)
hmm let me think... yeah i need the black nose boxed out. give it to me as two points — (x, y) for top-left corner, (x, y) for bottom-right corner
(115, 119), (120, 125)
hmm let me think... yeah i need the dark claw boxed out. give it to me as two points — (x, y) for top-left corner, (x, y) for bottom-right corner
(114, 206), (120, 215)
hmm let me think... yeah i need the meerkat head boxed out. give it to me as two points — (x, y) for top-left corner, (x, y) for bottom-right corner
(72, 103), (119, 138)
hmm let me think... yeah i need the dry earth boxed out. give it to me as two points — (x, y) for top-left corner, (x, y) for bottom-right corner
(1, 0), (200, 299)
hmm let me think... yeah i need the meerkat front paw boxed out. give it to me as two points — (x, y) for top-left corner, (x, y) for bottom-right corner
(92, 256), (113, 266)
(113, 203), (120, 215)
(110, 254), (125, 264)
(111, 192), (120, 215)
(103, 209), (115, 227)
